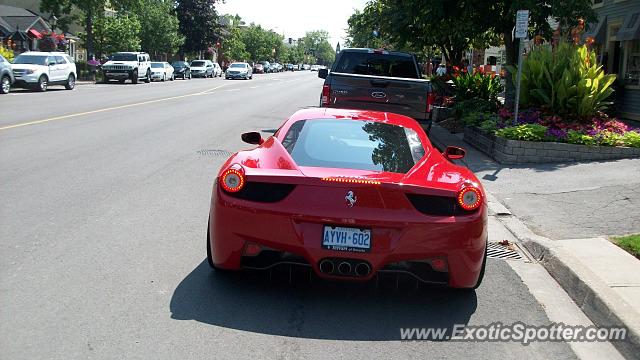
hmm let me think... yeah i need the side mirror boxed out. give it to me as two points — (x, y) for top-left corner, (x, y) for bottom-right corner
(318, 68), (328, 79)
(443, 146), (466, 160)
(241, 131), (264, 145)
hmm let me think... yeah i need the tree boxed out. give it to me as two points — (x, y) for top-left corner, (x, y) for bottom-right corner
(90, 14), (141, 56)
(301, 30), (335, 65)
(40, 0), (136, 57)
(139, 0), (184, 56)
(220, 14), (249, 62)
(175, 0), (222, 55)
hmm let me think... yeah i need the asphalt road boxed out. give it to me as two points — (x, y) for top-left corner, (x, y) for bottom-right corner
(0, 71), (620, 359)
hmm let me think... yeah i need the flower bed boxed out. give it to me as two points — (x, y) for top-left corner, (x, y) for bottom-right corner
(464, 126), (640, 164)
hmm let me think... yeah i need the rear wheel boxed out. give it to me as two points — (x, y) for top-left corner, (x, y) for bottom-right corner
(144, 70), (151, 83)
(0, 75), (10, 94)
(65, 73), (75, 90)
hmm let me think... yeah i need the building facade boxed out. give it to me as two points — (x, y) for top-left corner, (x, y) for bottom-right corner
(586, 0), (640, 120)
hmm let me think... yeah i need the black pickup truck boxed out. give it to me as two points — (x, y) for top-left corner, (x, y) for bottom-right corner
(318, 48), (434, 130)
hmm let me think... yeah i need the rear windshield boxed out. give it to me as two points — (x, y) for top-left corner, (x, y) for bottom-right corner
(191, 61), (205, 67)
(282, 119), (425, 173)
(112, 53), (138, 61)
(334, 52), (419, 79)
(172, 61), (187, 67)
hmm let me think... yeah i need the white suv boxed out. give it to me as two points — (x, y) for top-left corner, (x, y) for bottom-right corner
(11, 51), (77, 92)
(102, 52), (151, 84)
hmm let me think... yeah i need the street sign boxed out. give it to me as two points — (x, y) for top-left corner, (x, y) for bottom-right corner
(515, 10), (529, 39)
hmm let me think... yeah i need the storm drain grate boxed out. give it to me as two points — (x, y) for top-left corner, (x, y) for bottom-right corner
(487, 242), (526, 261)
(197, 149), (231, 157)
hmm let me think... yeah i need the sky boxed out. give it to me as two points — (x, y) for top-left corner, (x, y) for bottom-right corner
(215, 0), (369, 48)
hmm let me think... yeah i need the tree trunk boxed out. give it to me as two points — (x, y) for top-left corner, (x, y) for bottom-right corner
(503, 30), (517, 109)
(85, 8), (95, 58)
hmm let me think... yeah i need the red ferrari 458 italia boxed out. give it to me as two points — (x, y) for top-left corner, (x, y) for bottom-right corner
(207, 108), (488, 289)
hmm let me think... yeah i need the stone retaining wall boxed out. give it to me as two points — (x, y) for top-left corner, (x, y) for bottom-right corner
(464, 126), (640, 164)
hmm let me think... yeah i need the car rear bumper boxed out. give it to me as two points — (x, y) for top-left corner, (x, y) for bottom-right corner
(209, 185), (487, 288)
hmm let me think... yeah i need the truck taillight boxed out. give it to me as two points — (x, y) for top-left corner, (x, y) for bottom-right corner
(321, 85), (331, 106)
(426, 93), (436, 113)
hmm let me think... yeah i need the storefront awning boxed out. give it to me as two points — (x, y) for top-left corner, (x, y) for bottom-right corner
(615, 13), (640, 41)
(585, 15), (607, 44)
(28, 28), (42, 39)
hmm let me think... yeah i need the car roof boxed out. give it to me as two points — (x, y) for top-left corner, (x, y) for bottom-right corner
(340, 48), (414, 57)
(113, 52), (148, 55)
(18, 51), (68, 56)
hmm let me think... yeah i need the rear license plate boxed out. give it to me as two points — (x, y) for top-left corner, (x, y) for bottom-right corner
(322, 226), (371, 253)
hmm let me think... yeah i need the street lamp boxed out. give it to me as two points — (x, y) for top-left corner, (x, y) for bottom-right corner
(49, 15), (58, 32)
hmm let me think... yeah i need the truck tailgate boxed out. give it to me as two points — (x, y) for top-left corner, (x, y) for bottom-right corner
(327, 72), (431, 121)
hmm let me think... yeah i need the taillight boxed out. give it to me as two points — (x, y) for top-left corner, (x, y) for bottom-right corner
(457, 187), (482, 211)
(220, 166), (245, 193)
(321, 85), (331, 106)
(426, 93), (436, 113)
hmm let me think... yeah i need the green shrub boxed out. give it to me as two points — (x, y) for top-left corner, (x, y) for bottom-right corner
(622, 131), (640, 148)
(0, 45), (14, 62)
(480, 119), (498, 132)
(453, 98), (497, 119)
(495, 124), (548, 141)
(566, 130), (596, 145)
(597, 131), (624, 147)
(451, 71), (503, 102)
(510, 43), (616, 118)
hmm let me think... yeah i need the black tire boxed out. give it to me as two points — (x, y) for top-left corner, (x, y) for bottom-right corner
(131, 69), (139, 84)
(249, 75), (253, 80)
(161, 74), (165, 82)
(170, 73), (174, 81)
(0, 75), (10, 94)
(37, 75), (48, 92)
(144, 70), (151, 83)
(65, 73), (75, 90)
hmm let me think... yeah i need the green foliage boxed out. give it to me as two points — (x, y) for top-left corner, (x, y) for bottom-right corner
(495, 124), (548, 141)
(239, 23), (283, 62)
(511, 44), (616, 118)
(453, 98), (497, 119)
(461, 112), (500, 128)
(612, 234), (640, 258)
(622, 131), (640, 148)
(566, 130), (596, 145)
(301, 30), (335, 65)
(480, 119), (499, 132)
(451, 71), (503, 102)
(89, 14), (141, 55)
(176, 0), (222, 54)
(139, 0), (184, 55)
(0, 45), (14, 62)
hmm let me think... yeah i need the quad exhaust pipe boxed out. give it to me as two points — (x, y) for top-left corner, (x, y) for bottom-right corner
(318, 259), (371, 277)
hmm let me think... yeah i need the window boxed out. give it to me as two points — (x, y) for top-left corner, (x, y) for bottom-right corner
(282, 119), (425, 173)
(55, 56), (66, 65)
(625, 40), (640, 86)
(112, 53), (137, 61)
(334, 52), (420, 78)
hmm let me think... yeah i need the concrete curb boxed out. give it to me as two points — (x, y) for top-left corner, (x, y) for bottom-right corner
(493, 208), (640, 359)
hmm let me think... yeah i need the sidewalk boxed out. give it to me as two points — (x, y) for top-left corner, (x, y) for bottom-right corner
(428, 123), (640, 359)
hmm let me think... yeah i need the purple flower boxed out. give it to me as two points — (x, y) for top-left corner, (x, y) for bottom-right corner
(546, 128), (567, 140)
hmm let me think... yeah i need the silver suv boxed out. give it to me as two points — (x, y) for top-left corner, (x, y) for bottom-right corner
(102, 52), (151, 84)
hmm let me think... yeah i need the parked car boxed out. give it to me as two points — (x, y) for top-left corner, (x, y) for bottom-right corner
(212, 63), (223, 77)
(286, 63), (294, 71)
(253, 63), (265, 74)
(207, 108), (487, 289)
(225, 62), (252, 80)
(171, 61), (191, 79)
(310, 64), (320, 71)
(0, 54), (14, 94)
(318, 48), (434, 131)
(190, 60), (214, 78)
(259, 61), (271, 73)
(11, 51), (77, 91)
(150, 62), (174, 82)
(102, 52), (151, 84)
